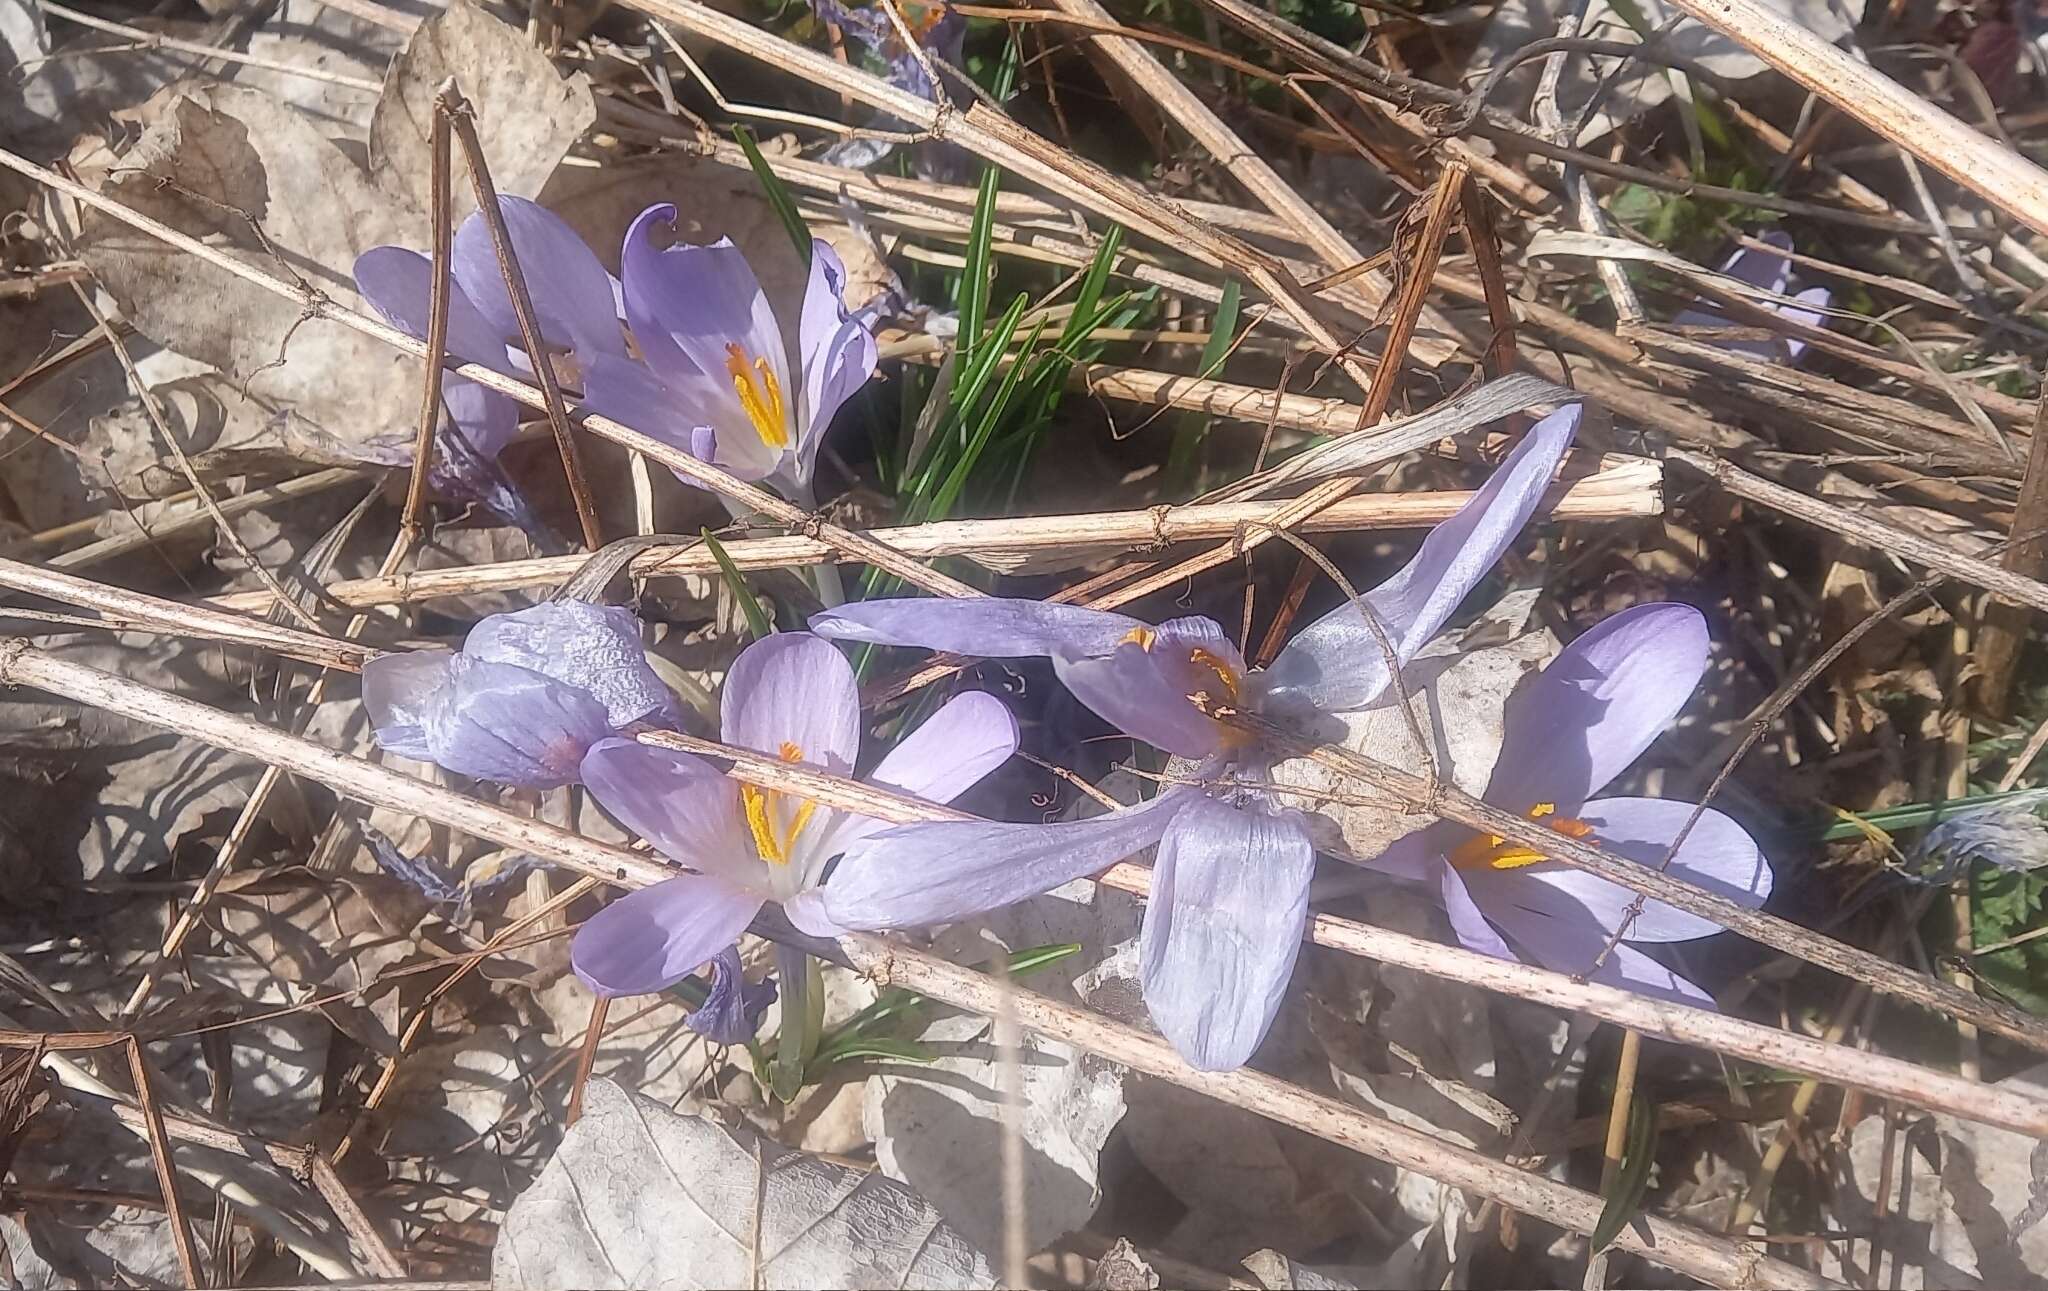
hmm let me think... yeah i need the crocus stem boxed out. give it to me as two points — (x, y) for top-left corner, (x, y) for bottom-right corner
(788, 480), (847, 608)
(772, 941), (814, 1103)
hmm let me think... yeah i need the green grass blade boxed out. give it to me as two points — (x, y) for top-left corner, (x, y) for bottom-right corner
(734, 125), (813, 266)
(1167, 278), (1243, 491)
(958, 164), (1001, 353)
(1591, 1093), (1660, 1252)
(703, 528), (774, 639)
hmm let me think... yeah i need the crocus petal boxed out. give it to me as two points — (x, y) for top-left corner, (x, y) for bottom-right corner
(621, 208), (789, 477)
(572, 874), (765, 998)
(451, 195), (622, 361)
(440, 378), (520, 462)
(1483, 602), (1709, 818)
(1781, 286), (1830, 362)
(580, 738), (760, 888)
(464, 601), (675, 729)
(1476, 796), (1770, 943)
(1056, 615), (1248, 759)
(1361, 827), (1440, 884)
(1715, 230), (1796, 294)
(361, 647), (454, 761)
(579, 352), (738, 471)
(686, 943), (775, 1044)
(721, 633), (861, 773)
(810, 597), (1143, 660)
(1140, 797), (1315, 1071)
(430, 657), (613, 787)
(793, 240), (877, 486)
(814, 690), (1021, 858)
(354, 247), (522, 375)
(1436, 857), (1516, 960)
(1483, 902), (1716, 1007)
(814, 790), (1190, 931)
(1265, 402), (1580, 714)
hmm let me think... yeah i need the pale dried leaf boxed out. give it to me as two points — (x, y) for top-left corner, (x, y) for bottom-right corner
(493, 1078), (998, 1289)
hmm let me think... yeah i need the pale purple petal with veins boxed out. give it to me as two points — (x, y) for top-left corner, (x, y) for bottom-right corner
(1056, 615), (1248, 759)
(807, 790), (1191, 933)
(579, 352), (737, 473)
(1265, 402), (1580, 714)
(464, 601), (675, 729)
(793, 239), (878, 487)
(1140, 796), (1315, 1070)
(1470, 796), (1770, 942)
(810, 596), (1142, 659)
(361, 648), (455, 761)
(1435, 858), (1516, 960)
(814, 690), (1019, 857)
(1482, 602), (1708, 819)
(450, 195), (623, 362)
(579, 738), (762, 890)
(572, 873), (765, 997)
(354, 246), (522, 376)
(1483, 900), (1716, 1007)
(424, 656), (613, 787)
(720, 633), (861, 773)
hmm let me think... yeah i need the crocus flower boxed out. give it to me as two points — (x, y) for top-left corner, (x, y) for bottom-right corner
(1369, 602), (1772, 1005)
(800, 403), (1581, 1069)
(361, 601), (676, 789)
(580, 205), (878, 494)
(686, 945), (778, 1045)
(1673, 230), (1830, 364)
(570, 632), (1017, 997)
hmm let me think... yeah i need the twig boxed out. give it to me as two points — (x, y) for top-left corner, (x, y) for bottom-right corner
(37, 0), (383, 91)
(438, 81), (604, 551)
(126, 1038), (205, 1288)
(1967, 393), (2048, 716)
(403, 85), (458, 544)
(207, 466), (1662, 613)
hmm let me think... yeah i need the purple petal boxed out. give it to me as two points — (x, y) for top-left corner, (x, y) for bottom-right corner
(429, 656), (612, 787)
(572, 874), (765, 998)
(1140, 797), (1315, 1071)
(810, 597), (1142, 659)
(816, 690), (1020, 858)
(579, 352), (730, 468)
(1056, 615), (1249, 759)
(441, 378), (520, 462)
(1483, 901), (1716, 1007)
(361, 647), (454, 761)
(1484, 602), (1709, 818)
(686, 943), (775, 1044)
(354, 246), (521, 375)
(1265, 403), (1580, 714)
(621, 208), (789, 478)
(721, 633), (860, 773)
(580, 738), (760, 887)
(814, 790), (1190, 931)
(1476, 796), (1770, 943)
(794, 240), (877, 486)
(451, 195), (623, 364)
(464, 601), (675, 729)
(1715, 231), (1796, 294)
(1437, 857), (1515, 959)
(1361, 827), (1440, 883)
(1781, 285), (1830, 362)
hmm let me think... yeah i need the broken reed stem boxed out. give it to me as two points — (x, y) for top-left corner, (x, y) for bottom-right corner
(1669, 449), (2048, 615)
(127, 1038), (205, 1289)
(837, 934), (1829, 1290)
(402, 88), (458, 543)
(1656, 0), (2048, 239)
(0, 554), (368, 671)
(1, 643), (2038, 1144)
(206, 465), (1662, 614)
(0, 144), (979, 600)
(439, 81), (604, 552)
(1198, 698), (2048, 1056)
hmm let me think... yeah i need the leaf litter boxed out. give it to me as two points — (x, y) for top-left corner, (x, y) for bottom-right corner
(2, 0), (2047, 1286)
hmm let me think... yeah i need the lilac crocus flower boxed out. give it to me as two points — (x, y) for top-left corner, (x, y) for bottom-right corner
(361, 601), (675, 789)
(570, 632), (1017, 997)
(1370, 602), (1772, 1005)
(799, 403), (1581, 1070)
(1673, 230), (1830, 364)
(580, 205), (879, 494)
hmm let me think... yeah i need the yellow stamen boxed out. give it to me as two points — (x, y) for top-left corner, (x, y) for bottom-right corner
(725, 342), (789, 449)
(741, 740), (817, 865)
(1187, 646), (1242, 705)
(1119, 626), (1157, 651)
(1448, 802), (1598, 872)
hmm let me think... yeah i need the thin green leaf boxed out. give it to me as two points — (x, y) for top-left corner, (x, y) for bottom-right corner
(1591, 1094), (1660, 1253)
(703, 528), (773, 640)
(959, 165), (1001, 353)
(1168, 278), (1243, 491)
(734, 125), (812, 266)
(808, 1036), (939, 1073)
(1005, 941), (1083, 976)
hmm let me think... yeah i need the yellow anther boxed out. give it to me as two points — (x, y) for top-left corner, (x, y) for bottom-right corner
(1187, 646), (1242, 705)
(1119, 626), (1157, 651)
(1448, 802), (1597, 872)
(726, 343), (789, 449)
(741, 740), (817, 865)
